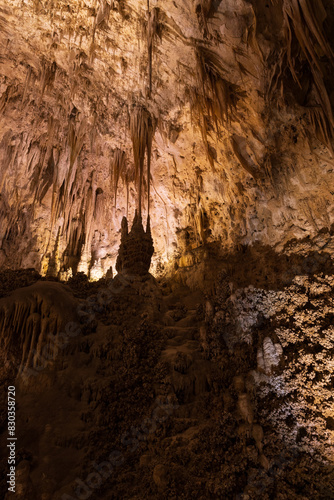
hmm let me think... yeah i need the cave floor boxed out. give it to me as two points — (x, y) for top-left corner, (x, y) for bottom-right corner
(0, 255), (333, 499)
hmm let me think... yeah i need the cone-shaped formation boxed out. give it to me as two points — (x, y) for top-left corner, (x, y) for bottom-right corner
(116, 211), (154, 275)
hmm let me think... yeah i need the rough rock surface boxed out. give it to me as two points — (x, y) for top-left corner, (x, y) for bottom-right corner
(0, 279), (78, 380)
(1, 1), (334, 498)
(1, 0), (334, 276)
(116, 212), (154, 275)
(0, 247), (333, 499)
(222, 275), (334, 463)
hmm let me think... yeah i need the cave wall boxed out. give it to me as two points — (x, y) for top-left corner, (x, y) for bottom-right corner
(0, 0), (334, 278)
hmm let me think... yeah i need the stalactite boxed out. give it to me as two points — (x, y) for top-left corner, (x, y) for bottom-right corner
(268, 0), (334, 151)
(21, 66), (32, 107)
(63, 115), (87, 234)
(126, 180), (129, 218)
(95, 0), (111, 29)
(77, 172), (96, 274)
(308, 106), (334, 154)
(63, 217), (86, 274)
(68, 115), (87, 173)
(189, 46), (246, 169)
(0, 84), (20, 114)
(121, 164), (135, 219)
(230, 135), (260, 179)
(46, 226), (61, 277)
(152, 180), (169, 259)
(147, 2), (159, 97)
(40, 60), (57, 100)
(111, 148), (126, 208)
(195, 0), (213, 36)
(129, 105), (155, 218)
(245, 5), (264, 62)
(146, 121), (154, 216)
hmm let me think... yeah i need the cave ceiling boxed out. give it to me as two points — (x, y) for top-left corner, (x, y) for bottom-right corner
(0, 0), (334, 278)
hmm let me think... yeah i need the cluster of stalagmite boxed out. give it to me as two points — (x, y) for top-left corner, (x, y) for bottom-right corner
(0, 282), (77, 378)
(116, 211), (154, 275)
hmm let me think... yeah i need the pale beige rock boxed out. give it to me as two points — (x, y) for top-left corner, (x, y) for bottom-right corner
(257, 336), (282, 375)
(0, 0), (333, 277)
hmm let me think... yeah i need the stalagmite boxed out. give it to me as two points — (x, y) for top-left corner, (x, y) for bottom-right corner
(0, 1), (334, 497)
(0, 282), (78, 377)
(116, 211), (154, 275)
(257, 336), (283, 375)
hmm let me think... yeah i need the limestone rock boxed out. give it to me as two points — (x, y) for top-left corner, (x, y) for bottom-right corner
(257, 337), (283, 375)
(0, 0), (333, 278)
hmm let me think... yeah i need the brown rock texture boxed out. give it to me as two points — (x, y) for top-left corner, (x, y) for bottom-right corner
(0, 1), (334, 499)
(0, 249), (333, 499)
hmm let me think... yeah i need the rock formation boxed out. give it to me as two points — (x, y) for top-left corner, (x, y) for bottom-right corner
(0, 0), (334, 276)
(0, 255), (333, 499)
(0, 1), (334, 499)
(0, 281), (78, 381)
(116, 211), (154, 275)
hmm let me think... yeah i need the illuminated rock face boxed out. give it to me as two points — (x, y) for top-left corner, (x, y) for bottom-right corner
(220, 274), (334, 463)
(0, 0), (334, 276)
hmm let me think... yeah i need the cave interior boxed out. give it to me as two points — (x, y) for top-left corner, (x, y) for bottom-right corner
(0, 0), (334, 499)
